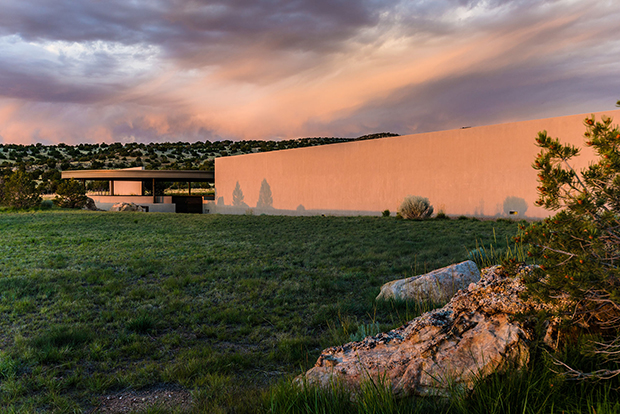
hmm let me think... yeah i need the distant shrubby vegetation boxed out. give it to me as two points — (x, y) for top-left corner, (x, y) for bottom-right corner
(0, 133), (398, 204)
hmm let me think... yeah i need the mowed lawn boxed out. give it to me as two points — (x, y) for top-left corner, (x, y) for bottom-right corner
(0, 211), (520, 412)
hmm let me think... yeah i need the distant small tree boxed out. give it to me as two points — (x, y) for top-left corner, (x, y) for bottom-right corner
(37, 169), (62, 195)
(55, 179), (88, 209)
(1, 170), (41, 209)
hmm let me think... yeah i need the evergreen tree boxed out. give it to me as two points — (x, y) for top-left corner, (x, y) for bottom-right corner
(521, 102), (620, 379)
(1, 170), (41, 209)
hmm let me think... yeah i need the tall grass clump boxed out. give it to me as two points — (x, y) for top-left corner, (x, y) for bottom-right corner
(398, 195), (433, 219)
(267, 378), (353, 414)
(467, 226), (530, 268)
(267, 376), (440, 414)
(349, 322), (381, 342)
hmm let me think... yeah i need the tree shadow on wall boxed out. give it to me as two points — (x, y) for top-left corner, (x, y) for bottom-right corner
(256, 179), (273, 209)
(502, 196), (528, 218)
(232, 181), (248, 208)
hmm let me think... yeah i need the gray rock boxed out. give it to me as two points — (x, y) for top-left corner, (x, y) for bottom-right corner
(300, 266), (551, 397)
(110, 202), (145, 212)
(376, 260), (480, 303)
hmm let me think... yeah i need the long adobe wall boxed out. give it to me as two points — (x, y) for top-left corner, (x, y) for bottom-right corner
(213, 110), (620, 219)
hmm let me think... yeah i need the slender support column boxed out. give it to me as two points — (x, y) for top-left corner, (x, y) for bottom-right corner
(188, 182), (192, 195)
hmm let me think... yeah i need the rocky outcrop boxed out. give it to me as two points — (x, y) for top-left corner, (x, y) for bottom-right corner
(376, 260), (480, 303)
(301, 266), (549, 397)
(110, 202), (145, 212)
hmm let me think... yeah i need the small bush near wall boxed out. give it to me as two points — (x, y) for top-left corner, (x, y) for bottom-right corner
(435, 211), (448, 220)
(40, 199), (54, 210)
(398, 195), (433, 219)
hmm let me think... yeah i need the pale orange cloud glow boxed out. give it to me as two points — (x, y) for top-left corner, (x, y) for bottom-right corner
(170, 4), (595, 140)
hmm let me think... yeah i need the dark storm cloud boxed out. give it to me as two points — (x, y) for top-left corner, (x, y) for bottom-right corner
(0, 0), (381, 60)
(0, 67), (113, 103)
(0, 0), (540, 65)
(0, 1), (160, 44)
(0, 43), (123, 103)
(0, 0), (390, 104)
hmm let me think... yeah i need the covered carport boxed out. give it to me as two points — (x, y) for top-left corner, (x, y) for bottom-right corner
(61, 168), (214, 213)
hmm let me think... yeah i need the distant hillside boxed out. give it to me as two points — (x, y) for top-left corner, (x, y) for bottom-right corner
(0, 133), (398, 172)
(0, 133), (398, 193)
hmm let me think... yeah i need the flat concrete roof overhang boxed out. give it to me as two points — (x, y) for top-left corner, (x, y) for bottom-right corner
(61, 169), (214, 182)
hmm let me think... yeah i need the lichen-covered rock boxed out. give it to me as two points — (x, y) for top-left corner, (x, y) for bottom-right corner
(376, 260), (480, 303)
(301, 266), (549, 397)
(110, 202), (145, 212)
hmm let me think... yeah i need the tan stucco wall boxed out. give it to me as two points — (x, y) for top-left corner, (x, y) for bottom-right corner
(112, 181), (143, 195)
(214, 110), (620, 219)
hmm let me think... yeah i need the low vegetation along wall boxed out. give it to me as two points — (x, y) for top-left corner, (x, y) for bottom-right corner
(214, 109), (620, 219)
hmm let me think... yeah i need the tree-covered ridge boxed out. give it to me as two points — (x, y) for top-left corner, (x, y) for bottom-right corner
(0, 133), (399, 173)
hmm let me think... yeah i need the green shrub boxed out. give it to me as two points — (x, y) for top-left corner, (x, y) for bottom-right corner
(435, 211), (448, 220)
(397, 195), (433, 219)
(55, 178), (88, 209)
(1, 170), (41, 209)
(40, 199), (54, 209)
(382, 209), (390, 217)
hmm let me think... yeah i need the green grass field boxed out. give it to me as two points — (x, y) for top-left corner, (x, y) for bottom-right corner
(0, 211), (617, 413)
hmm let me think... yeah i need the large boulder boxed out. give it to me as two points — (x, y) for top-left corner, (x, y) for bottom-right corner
(110, 202), (145, 212)
(376, 260), (480, 303)
(300, 266), (550, 397)
(82, 197), (100, 211)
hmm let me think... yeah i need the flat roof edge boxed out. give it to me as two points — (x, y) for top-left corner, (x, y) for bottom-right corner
(61, 169), (214, 182)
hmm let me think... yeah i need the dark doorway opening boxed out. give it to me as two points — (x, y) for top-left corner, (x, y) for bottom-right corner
(172, 196), (203, 214)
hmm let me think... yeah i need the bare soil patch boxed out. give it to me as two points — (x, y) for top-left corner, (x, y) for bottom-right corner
(92, 385), (193, 413)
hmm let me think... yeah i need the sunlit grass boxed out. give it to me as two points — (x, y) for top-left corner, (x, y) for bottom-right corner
(0, 210), (565, 412)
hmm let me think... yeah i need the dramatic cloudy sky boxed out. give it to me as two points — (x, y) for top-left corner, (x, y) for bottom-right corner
(0, 0), (619, 144)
